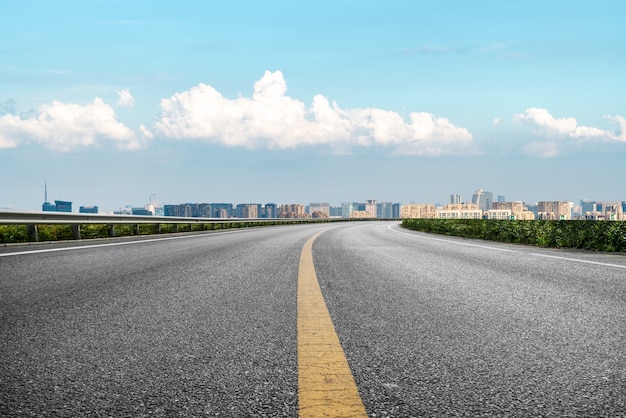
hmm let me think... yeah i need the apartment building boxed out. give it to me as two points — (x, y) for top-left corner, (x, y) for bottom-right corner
(400, 204), (437, 219)
(537, 201), (572, 220)
(349, 210), (374, 219)
(437, 203), (482, 219)
(279, 203), (308, 218)
(492, 201), (535, 220)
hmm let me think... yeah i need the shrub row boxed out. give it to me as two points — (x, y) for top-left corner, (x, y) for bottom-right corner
(0, 219), (343, 244)
(401, 219), (626, 252)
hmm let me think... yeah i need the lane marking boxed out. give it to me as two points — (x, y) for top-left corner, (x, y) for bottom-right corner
(388, 224), (626, 270)
(297, 231), (368, 417)
(0, 229), (249, 258)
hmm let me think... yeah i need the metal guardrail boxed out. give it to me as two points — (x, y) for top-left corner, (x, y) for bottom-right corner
(0, 210), (316, 225)
(0, 210), (330, 242)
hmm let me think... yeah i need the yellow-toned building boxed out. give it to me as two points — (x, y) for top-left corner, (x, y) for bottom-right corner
(279, 203), (308, 218)
(400, 204), (437, 219)
(492, 201), (535, 220)
(350, 210), (373, 219)
(436, 203), (482, 219)
(437, 208), (483, 219)
(485, 209), (512, 220)
(537, 201), (572, 220)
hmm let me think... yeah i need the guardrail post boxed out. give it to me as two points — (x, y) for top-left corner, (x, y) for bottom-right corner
(27, 224), (39, 242)
(107, 224), (115, 237)
(72, 224), (81, 240)
(133, 224), (140, 235)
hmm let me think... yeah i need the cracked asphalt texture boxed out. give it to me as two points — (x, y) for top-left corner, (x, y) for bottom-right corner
(1, 222), (625, 416)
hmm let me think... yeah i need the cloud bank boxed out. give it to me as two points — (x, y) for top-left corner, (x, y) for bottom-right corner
(0, 98), (142, 150)
(153, 71), (475, 156)
(513, 108), (626, 157)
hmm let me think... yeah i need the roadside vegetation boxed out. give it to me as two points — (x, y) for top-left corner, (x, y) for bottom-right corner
(401, 219), (626, 252)
(0, 219), (347, 244)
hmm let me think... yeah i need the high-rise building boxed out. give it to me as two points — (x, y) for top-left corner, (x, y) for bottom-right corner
(471, 189), (493, 212)
(237, 204), (259, 218)
(376, 202), (394, 218)
(211, 203), (233, 218)
(400, 204), (437, 219)
(341, 202), (358, 218)
(264, 203), (278, 219)
(492, 201), (535, 220)
(537, 201), (572, 220)
(279, 203), (307, 218)
(450, 194), (462, 205)
(365, 199), (377, 218)
(392, 203), (401, 219)
(308, 203), (330, 217)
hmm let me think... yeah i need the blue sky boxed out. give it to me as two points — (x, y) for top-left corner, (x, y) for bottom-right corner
(1, 0), (625, 212)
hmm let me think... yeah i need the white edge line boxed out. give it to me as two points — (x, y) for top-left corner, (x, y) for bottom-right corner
(0, 229), (247, 257)
(388, 225), (626, 270)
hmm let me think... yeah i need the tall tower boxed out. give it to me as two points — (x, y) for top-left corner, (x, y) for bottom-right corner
(472, 189), (493, 212)
(42, 180), (56, 211)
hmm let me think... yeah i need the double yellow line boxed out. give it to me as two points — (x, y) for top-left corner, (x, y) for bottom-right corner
(297, 232), (368, 417)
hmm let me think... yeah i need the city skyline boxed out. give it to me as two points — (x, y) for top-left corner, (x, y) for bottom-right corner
(2, 1), (625, 211)
(28, 181), (626, 217)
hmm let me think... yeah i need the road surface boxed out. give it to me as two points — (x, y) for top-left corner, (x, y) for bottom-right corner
(1, 222), (624, 416)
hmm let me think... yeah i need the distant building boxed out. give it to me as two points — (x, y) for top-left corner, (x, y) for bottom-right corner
(376, 202), (394, 218)
(279, 203), (307, 218)
(350, 210), (373, 219)
(311, 210), (329, 218)
(132, 208), (152, 216)
(365, 200), (377, 218)
(264, 203), (278, 219)
(400, 204), (437, 219)
(492, 201), (535, 220)
(392, 203), (401, 219)
(237, 204), (259, 218)
(471, 189), (493, 212)
(308, 203), (330, 217)
(485, 209), (512, 220)
(79, 206), (98, 214)
(42, 201), (56, 212)
(580, 200), (625, 220)
(437, 203), (482, 219)
(210, 203), (233, 218)
(450, 194), (462, 205)
(341, 202), (358, 218)
(43, 200), (72, 212)
(164, 203), (212, 217)
(537, 201), (572, 220)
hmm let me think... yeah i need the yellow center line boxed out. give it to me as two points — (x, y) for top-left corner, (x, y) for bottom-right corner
(297, 231), (368, 417)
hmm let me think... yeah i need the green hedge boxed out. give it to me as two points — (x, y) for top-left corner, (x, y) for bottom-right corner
(401, 219), (626, 252)
(0, 218), (351, 244)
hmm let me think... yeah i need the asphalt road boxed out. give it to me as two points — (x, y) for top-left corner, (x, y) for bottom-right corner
(1, 222), (625, 417)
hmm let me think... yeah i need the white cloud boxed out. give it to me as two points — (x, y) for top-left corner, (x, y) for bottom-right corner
(514, 107), (625, 140)
(139, 124), (154, 139)
(513, 107), (626, 157)
(153, 70), (474, 156)
(116, 88), (135, 107)
(0, 98), (142, 151)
